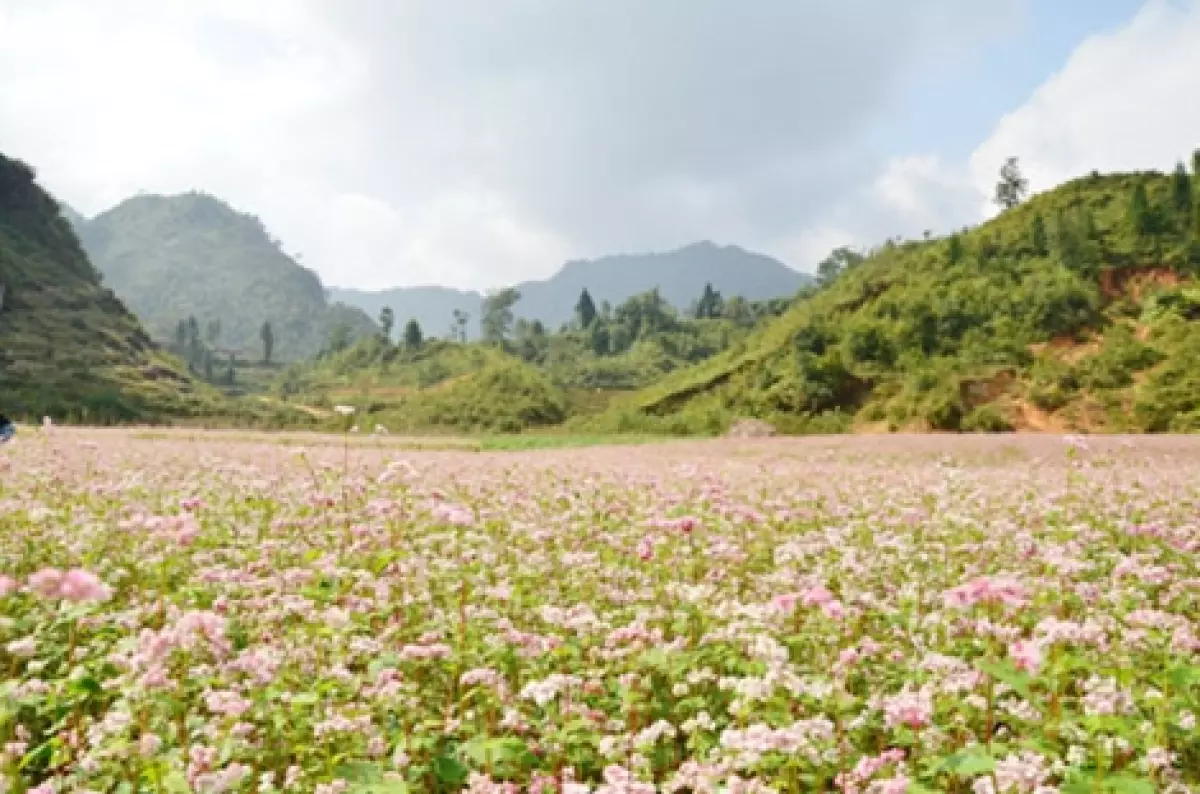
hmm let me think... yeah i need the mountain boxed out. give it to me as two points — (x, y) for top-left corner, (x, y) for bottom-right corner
(0, 154), (205, 420)
(602, 164), (1200, 434)
(75, 193), (378, 361)
(329, 241), (810, 338)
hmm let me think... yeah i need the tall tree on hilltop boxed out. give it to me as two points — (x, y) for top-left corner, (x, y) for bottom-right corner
(1193, 148), (1200, 177)
(481, 288), (521, 342)
(575, 288), (597, 329)
(1172, 162), (1193, 220)
(378, 306), (395, 343)
(994, 157), (1028, 210)
(260, 320), (274, 364)
(403, 318), (423, 349)
(174, 320), (188, 354)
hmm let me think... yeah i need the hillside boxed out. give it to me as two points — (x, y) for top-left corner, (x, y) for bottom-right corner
(600, 163), (1200, 434)
(0, 154), (206, 420)
(75, 193), (378, 361)
(330, 241), (810, 338)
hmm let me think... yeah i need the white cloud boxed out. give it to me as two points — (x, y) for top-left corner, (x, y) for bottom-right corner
(0, 0), (1017, 289)
(830, 0), (1200, 251)
(969, 0), (1200, 198)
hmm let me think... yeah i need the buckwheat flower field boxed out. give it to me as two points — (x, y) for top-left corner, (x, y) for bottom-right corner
(0, 429), (1197, 794)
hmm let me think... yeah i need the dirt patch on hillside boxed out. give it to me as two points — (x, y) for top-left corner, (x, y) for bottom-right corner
(1009, 399), (1071, 433)
(1029, 334), (1101, 364)
(1099, 266), (1181, 301)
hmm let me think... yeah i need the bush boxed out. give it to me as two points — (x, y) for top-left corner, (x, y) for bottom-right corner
(961, 404), (1012, 433)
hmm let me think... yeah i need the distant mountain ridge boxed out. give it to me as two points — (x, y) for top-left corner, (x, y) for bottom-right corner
(72, 193), (378, 361)
(330, 241), (811, 339)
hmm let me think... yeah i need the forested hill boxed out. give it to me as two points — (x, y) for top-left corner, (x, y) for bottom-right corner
(0, 153), (205, 419)
(74, 193), (378, 361)
(330, 241), (811, 338)
(607, 160), (1200, 434)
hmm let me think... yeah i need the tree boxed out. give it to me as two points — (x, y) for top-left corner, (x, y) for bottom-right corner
(403, 318), (423, 349)
(480, 288), (521, 342)
(1030, 213), (1049, 256)
(1193, 149), (1200, 177)
(575, 288), (597, 329)
(1129, 183), (1154, 235)
(693, 282), (724, 319)
(1171, 162), (1192, 219)
(947, 234), (964, 264)
(451, 309), (470, 343)
(817, 247), (865, 285)
(205, 319), (221, 347)
(174, 320), (188, 354)
(260, 321), (274, 364)
(379, 306), (395, 342)
(186, 316), (202, 371)
(994, 157), (1028, 210)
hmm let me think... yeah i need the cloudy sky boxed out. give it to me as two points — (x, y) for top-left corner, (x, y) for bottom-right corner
(2, 0), (1198, 290)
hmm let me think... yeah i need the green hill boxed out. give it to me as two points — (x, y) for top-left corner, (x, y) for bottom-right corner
(600, 163), (1200, 434)
(75, 193), (378, 361)
(0, 154), (210, 420)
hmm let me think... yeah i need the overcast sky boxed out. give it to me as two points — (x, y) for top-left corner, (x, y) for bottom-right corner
(2, 0), (1198, 290)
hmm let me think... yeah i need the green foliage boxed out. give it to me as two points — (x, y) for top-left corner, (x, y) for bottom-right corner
(403, 318), (423, 350)
(480, 288), (521, 342)
(376, 359), (568, 433)
(612, 165), (1200, 434)
(575, 288), (597, 328)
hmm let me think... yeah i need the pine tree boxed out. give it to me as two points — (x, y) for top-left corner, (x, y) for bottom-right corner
(575, 288), (597, 329)
(403, 319), (423, 349)
(1129, 183), (1153, 236)
(260, 321), (274, 364)
(1171, 162), (1192, 220)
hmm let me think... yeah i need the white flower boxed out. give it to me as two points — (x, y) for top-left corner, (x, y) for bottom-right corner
(333, 405), (356, 416)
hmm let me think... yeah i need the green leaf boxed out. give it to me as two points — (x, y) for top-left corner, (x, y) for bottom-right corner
(335, 763), (385, 783)
(1168, 664), (1200, 690)
(975, 658), (1033, 700)
(942, 749), (996, 776)
(1104, 774), (1156, 794)
(430, 754), (470, 786)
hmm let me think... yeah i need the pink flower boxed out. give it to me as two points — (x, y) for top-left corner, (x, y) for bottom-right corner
(883, 689), (933, 730)
(1009, 639), (1042, 673)
(181, 497), (203, 511)
(0, 575), (18, 597)
(27, 568), (65, 598)
(57, 569), (113, 602)
(943, 575), (1027, 609)
(878, 775), (909, 794)
(636, 535), (654, 561)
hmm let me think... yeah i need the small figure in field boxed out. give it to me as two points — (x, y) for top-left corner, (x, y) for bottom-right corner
(0, 413), (14, 444)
